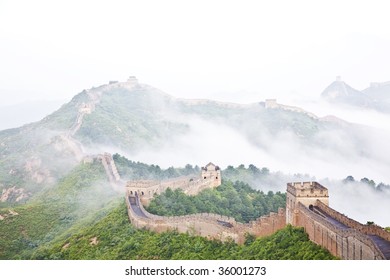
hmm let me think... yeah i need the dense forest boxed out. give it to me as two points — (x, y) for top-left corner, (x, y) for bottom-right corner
(0, 158), (337, 260)
(113, 153), (199, 180)
(146, 181), (285, 223)
(0, 162), (118, 259)
(32, 200), (336, 260)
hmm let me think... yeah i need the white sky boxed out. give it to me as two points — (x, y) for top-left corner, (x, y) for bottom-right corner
(1, 0), (390, 106)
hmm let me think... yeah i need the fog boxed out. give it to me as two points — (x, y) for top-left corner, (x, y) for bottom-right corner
(120, 96), (390, 226)
(324, 179), (390, 226)
(0, 99), (66, 130)
(289, 97), (390, 131)
(2, 75), (389, 226)
(126, 104), (390, 184)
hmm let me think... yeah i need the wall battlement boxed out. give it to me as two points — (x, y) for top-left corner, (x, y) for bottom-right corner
(287, 181), (329, 197)
(125, 163), (286, 243)
(126, 162), (221, 205)
(287, 182), (390, 260)
(296, 202), (387, 259)
(125, 174), (390, 259)
(126, 189), (286, 244)
(315, 200), (390, 243)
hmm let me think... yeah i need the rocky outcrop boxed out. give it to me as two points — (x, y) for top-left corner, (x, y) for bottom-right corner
(1, 186), (31, 202)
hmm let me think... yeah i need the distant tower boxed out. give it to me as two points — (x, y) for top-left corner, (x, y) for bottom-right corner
(127, 76), (138, 84)
(286, 182), (329, 225)
(265, 99), (277, 109)
(201, 162), (221, 187)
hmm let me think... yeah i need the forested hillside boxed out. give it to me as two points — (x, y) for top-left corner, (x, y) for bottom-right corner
(146, 181), (285, 223)
(0, 162), (118, 259)
(0, 157), (336, 260)
(31, 200), (336, 260)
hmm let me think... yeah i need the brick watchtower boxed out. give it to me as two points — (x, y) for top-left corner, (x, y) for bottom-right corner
(201, 162), (221, 187)
(286, 182), (329, 225)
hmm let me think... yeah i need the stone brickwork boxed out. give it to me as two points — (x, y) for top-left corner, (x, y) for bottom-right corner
(296, 202), (386, 259)
(98, 153), (121, 182)
(125, 174), (390, 259)
(126, 163), (286, 244)
(288, 181), (390, 260)
(315, 200), (390, 243)
(286, 181), (329, 225)
(126, 191), (286, 244)
(127, 163), (221, 206)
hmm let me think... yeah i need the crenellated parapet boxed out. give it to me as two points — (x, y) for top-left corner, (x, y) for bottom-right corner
(296, 202), (387, 259)
(287, 181), (390, 260)
(126, 162), (221, 206)
(125, 175), (390, 259)
(315, 200), (390, 243)
(126, 188), (286, 244)
(286, 181), (329, 225)
(287, 181), (329, 198)
(125, 163), (286, 243)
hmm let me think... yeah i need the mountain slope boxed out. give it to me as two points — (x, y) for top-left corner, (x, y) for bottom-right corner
(321, 77), (370, 106)
(0, 76), (387, 203)
(321, 77), (390, 113)
(0, 161), (118, 259)
(30, 200), (336, 260)
(362, 81), (390, 112)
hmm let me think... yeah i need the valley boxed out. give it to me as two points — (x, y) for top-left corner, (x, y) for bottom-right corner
(1, 77), (390, 260)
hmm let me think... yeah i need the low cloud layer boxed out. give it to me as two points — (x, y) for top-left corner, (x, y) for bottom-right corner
(123, 100), (390, 227)
(324, 179), (390, 226)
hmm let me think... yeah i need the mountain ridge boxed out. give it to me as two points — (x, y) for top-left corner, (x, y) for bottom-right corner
(321, 76), (390, 112)
(0, 76), (389, 203)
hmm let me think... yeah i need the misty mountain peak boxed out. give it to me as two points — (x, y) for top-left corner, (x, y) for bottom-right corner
(322, 76), (356, 98)
(321, 76), (369, 106)
(363, 81), (390, 102)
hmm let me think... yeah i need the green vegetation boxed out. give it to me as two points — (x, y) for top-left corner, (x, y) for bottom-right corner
(0, 158), (336, 260)
(0, 162), (118, 259)
(32, 201), (336, 260)
(178, 100), (330, 139)
(75, 88), (188, 150)
(39, 90), (90, 130)
(113, 154), (199, 180)
(385, 227), (390, 233)
(146, 181), (286, 223)
(221, 164), (314, 192)
(343, 175), (390, 192)
(0, 92), (88, 196)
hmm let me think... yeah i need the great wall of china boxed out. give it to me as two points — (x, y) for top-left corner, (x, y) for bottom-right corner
(125, 163), (285, 244)
(68, 76), (390, 260)
(122, 163), (390, 260)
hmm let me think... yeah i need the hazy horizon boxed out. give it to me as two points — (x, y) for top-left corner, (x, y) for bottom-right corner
(1, 0), (390, 105)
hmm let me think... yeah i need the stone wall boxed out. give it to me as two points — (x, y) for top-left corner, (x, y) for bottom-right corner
(286, 181), (329, 225)
(296, 202), (386, 259)
(126, 175), (219, 206)
(315, 200), (390, 243)
(126, 190), (286, 244)
(125, 177), (388, 259)
(98, 153), (120, 183)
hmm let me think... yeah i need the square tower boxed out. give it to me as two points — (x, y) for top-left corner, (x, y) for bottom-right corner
(286, 182), (329, 225)
(201, 162), (221, 187)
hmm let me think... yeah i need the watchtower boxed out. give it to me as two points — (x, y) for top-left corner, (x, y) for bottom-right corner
(286, 182), (329, 225)
(201, 162), (221, 187)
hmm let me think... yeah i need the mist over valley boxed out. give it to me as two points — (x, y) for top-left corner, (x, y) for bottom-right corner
(1, 76), (390, 260)
(1, 77), (390, 222)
